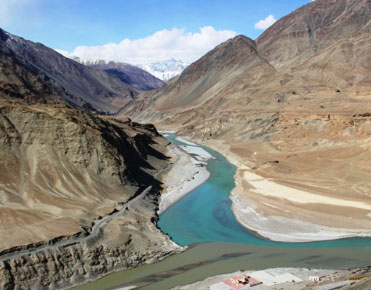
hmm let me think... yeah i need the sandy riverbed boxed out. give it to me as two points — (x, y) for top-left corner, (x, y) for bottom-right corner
(158, 137), (212, 214)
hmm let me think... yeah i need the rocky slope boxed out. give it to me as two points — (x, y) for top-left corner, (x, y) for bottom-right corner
(0, 28), (140, 113)
(72, 58), (165, 91)
(120, 0), (371, 237)
(0, 25), (185, 290)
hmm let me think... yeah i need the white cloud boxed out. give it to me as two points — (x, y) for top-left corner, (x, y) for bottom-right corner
(55, 49), (75, 58)
(56, 26), (237, 65)
(254, 14), (277, 30)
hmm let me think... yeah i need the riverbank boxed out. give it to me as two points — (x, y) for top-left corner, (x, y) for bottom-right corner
(200, 139), (371, 243)
(158, 136), (212, 214)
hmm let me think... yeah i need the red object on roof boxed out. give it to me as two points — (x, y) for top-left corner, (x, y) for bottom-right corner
(222, 274), (258, 289)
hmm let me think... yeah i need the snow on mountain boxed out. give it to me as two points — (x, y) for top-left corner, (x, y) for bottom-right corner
(54, 51), (110, 66)
(55, 49), (187, 82)
(74, 58), (111, 66)
(136, 59), (189, 81)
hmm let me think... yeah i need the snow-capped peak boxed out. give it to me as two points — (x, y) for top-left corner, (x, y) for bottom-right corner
(136, 59), (188, 81)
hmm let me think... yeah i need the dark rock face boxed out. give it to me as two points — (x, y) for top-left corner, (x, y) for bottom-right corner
(0, 104), (172, 246)
(0, 43), (66, 105)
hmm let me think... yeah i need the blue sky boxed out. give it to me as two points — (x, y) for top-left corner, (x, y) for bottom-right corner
(0, 0), (313, 64)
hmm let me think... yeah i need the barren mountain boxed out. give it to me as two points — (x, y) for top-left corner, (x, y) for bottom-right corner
(0, 28), (141, 113)
(121, 0), (371, 237)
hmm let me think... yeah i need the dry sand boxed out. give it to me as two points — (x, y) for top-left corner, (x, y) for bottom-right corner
(158, 139), (212, 214)
(242, 170), (371, 211)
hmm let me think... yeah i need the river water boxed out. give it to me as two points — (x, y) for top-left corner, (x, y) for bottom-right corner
(73, 134), (371, 290)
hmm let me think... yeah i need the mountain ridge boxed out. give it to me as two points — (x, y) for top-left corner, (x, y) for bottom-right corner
(0, 27), (142, 113)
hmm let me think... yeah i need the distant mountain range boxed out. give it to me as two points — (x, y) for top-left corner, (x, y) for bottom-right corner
(57, 48), (188, 82)
(136, 59), (189, 81)
(0, 28), (168, 113)
(69, 56), (188, 82)
(72, 57), (165, 91)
